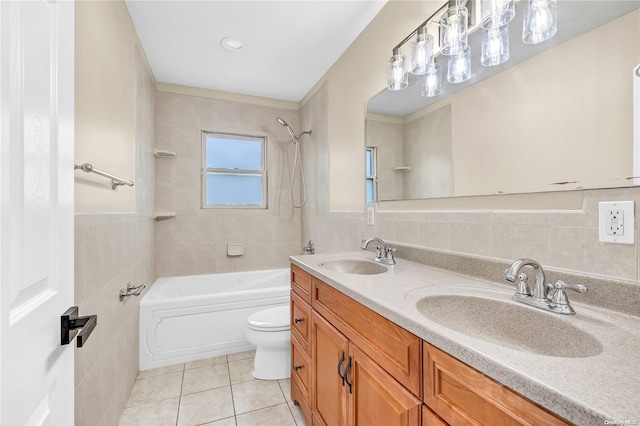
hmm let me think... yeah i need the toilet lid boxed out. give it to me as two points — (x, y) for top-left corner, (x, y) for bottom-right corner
(247, 305), (290, 331)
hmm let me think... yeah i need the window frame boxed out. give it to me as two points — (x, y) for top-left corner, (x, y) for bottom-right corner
(365, 146), (377, 203)
(201, 131), (268, 209)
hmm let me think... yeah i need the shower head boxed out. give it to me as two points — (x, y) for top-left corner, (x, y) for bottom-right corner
(277, 117), (299, 143)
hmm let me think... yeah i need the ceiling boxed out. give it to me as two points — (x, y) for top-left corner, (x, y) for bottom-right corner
(125, 0), (388, 103)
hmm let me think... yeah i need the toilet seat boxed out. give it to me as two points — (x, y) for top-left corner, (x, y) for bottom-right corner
(247, 305), (290, 332)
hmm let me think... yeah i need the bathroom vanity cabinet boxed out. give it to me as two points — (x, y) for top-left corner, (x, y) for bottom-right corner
(289, 264), (570, 426)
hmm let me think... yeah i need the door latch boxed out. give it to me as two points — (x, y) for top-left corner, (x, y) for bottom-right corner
(61, 306), (97, 348)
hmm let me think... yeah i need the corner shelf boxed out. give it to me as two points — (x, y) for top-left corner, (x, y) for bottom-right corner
(154, 148), (176, 159)
(393, 166), (411, 173)
(154, 212), (176, 221)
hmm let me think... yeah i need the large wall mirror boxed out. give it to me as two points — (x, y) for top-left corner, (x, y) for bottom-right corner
(366, 1), (640, 202)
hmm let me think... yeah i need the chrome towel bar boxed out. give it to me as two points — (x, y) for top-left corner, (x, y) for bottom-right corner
(74, 163), (134, 190)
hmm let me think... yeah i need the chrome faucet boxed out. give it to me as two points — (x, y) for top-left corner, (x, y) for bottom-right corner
(303, 240), (315, 255)
(504, 258), (587, 315)
(361, 237), (396, 265)
(504, 258), (547, 300)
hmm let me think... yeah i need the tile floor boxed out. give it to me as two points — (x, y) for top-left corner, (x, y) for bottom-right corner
(119, 350), (307, 426)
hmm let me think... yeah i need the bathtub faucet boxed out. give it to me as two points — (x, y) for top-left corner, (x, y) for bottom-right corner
(361, 237), (396, 265)
(303, 240), (315, 254)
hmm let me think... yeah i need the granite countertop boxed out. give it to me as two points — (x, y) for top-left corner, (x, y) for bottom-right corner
(290, 251), (640, 426)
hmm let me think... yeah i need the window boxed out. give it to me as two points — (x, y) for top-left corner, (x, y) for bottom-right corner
(365, 147), (377, 202)
(202, 132), (267, 208)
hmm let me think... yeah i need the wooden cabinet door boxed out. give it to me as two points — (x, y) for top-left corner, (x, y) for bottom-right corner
(347, 344), (421, 426)
(424, 342), (569, 426)
(312, 311), (349, 426)
(312, 279), (422, 396)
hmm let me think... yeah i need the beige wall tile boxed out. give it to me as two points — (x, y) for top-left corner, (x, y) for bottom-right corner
(155, 92), (302, 277)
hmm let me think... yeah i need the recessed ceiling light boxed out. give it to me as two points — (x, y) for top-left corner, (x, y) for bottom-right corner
(221, 37), (247, 53)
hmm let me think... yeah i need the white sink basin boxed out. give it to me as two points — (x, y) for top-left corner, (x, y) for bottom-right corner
(318, 259), (388, 275)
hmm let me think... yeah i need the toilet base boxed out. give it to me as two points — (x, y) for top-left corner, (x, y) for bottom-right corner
(252, 345), (291, 380)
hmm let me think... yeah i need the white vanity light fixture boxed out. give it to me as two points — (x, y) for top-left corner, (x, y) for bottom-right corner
(481, 24), (510, 66)
(447, 46), (472, 83)
(481, 0), (513, 67)
(522, 0), (557, 44)
(481, 0), (514, 28)
(440, 4), (469, 56)
(387, 0), (559, 97)
(422, 62), (442, 97)
(410, 26), (434, 76)
(387, 47), (409, 91)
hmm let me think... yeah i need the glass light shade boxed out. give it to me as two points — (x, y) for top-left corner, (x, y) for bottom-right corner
(387, 54), (408, 91)
(482, 25), (509, 66)
(481, 0), (515, 29)
(440, 6), (468, 56)
(411, 31), (434, 76)
(522, 0), (557, 44)
(421, 63), (442, 97)
(447, 47), (471, 83)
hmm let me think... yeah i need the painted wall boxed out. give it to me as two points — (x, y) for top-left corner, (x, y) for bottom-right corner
(450, 11), (636, 196)
(154, 91), (301, 277)
(74, 3), (156, 425)
(75, 0), (142, 213)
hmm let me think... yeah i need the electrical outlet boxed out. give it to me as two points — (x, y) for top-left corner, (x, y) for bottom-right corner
(599, 201), (634, 244)
(366, 207), (375, 225)
(606, 209), (624, 235)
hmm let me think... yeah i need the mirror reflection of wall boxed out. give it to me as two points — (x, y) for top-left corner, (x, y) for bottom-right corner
(366, 5), (640, 202)
(366, 104), (453, 201)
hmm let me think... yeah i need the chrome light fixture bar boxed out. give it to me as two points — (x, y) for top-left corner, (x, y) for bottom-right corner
(387, 0), (557, 98)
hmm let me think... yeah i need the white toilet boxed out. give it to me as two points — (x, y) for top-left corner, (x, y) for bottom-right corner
(245, 305), (291, 380)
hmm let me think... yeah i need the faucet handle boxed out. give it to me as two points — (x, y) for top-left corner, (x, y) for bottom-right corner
(515, 273), (531, 296)
(374, 246), (383, 260)
(552, 280), (588, 293)
(550, 280), (587, 305)
(384, 247), (396, 264)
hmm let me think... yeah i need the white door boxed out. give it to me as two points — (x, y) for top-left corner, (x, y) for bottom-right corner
(1, 1), (75, 425)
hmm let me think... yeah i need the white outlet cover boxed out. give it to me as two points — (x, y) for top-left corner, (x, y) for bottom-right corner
(599, 201), (634, 244)
(366, 207), (375, 226)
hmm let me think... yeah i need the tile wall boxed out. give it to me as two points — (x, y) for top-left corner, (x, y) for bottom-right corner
(73, 47), (156, 426)
(154, 92), (302, 277)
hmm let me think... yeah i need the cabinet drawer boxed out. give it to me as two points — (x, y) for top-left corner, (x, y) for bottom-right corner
(291, 264), (312, 304)
(291, 373), (311, 426)
(291, 333), (312, 399)
(291, 290), (311, 354)
(312, 279), (422, 397)
(423, 342), (570, 426)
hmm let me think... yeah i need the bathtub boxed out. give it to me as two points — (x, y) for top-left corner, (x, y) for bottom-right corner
(139, 268), (290, 371)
